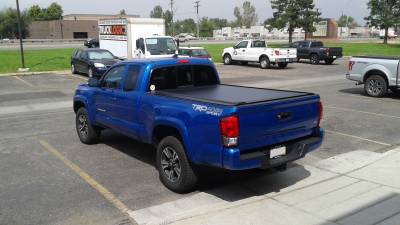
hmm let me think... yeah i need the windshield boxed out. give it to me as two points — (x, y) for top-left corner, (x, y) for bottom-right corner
(146, 38), (177, 55)
(88, 51), (114, 60)
(191, 49), (208, 56)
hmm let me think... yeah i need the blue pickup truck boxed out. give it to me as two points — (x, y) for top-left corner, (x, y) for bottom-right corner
(73, 57), (324, 193)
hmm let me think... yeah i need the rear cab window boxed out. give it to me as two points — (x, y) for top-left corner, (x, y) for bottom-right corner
(311, 42), (323, 48)
(149, 65), (218, 91)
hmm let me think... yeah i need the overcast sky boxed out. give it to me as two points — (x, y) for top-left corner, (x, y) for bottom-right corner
(1, 0), (370, 24)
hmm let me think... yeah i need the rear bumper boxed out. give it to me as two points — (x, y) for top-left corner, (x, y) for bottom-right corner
(222, 128), (324, 170)
(270, 58), (295, 63)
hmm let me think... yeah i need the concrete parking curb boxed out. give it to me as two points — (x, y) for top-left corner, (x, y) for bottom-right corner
(0, 70), (70, 77)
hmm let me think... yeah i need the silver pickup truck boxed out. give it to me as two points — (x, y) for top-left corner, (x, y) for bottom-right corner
(346, 56), (400, 97)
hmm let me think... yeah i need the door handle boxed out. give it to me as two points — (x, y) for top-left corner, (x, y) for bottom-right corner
(242, 49), (246, 52)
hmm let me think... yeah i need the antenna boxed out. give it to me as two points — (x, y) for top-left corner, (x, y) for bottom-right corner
(170, 0), (175, 36)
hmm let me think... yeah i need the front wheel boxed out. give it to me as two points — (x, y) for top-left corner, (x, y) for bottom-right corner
(88, 67), (94, 78)
(223, 54), (232, 65)
(71, 64), (77, 74)
(156, 136), (198, 193)
(364, 75), (388, 97)
(278, 62), (288, 69)
(76, 108), (100, 144)
(310, 54), (320, 65)
(260, 57), (270, 69)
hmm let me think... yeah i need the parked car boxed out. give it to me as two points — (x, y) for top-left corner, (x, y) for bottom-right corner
(290, 41), (343, 65)
(346, 56), (400, 97)
(71, 49), (120, 78)
(178, 47), (212, 60)
(73, 57), (324, 193)
(175, 35), (188, 43)
(84, 38), (99, 48)
(222, 40), (297, 69)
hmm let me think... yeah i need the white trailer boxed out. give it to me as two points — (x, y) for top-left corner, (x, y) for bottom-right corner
(99, 17), (177, 59)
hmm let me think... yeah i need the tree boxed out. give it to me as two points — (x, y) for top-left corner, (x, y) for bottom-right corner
(267, 0), (320, 44)
(27, 2), (63, 21)
(365, 0), (400, 44)
(163, 10), (173, 35)
(44, 2), (63, 20)
(174, 19), (196, 34)
(199, 17), (215, 37)
(150, 5), (164, 18)
(210, 18), (229, 29)
(119, 9), (126, 16)
(27, 5), (42, 20)
(337, 15), (359, 29)
(0, 8), (30, 39)
(233, 1), (258, 28)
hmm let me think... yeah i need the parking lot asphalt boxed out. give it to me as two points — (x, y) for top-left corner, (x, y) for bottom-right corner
(1, 59), (400, 225)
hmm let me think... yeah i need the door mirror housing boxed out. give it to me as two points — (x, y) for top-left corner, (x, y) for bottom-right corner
(88, 78), (100, 87)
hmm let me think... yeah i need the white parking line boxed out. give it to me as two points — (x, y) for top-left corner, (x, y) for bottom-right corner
(325, 130), (391, 147)
(71, 74), (88, 81)
(325, 106), (400, 120)
(13, 76), (34, 87)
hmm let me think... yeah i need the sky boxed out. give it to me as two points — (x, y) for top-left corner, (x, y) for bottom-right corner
(1, 0), (370, 24)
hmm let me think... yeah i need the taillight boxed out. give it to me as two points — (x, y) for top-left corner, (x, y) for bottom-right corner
(178, 59), (190, 64)
(317, 102), (323, 127)
(348, 61), (355, 71)
(274, 50), (280, 56)
(324, 48), (331, 56)
(220, 115), (239, 147)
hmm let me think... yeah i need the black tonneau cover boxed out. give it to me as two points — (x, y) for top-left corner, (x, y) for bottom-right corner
(154, 84), (315, 106)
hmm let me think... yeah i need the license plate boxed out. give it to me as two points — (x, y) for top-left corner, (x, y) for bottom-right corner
(333, 56), (337, 59)
(270, 146), (287, 159)
(286, 58), (290, 62)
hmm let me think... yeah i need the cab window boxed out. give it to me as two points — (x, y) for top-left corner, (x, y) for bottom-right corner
(101, 66), (125, 89)
(124, 65), (141, 91)
(251, 41), (266, 48)
(235, 41), (248, 49)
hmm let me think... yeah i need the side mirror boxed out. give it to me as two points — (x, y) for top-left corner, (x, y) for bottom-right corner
(233, 45), (238, 49)
(88, 78), (100, 87)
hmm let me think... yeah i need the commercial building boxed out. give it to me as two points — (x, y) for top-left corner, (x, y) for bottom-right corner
(28, 14), (139, 39)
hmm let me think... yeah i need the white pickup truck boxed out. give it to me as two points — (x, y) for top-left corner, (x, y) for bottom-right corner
(222, 40), (297, 69)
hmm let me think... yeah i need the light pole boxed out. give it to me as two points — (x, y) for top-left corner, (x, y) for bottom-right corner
(16, 0), (29, 71)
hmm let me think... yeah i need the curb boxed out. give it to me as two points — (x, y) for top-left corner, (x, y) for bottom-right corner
(0, 70), (70, 77)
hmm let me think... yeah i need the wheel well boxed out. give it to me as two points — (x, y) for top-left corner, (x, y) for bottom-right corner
(364, 70), (388, 84)
(259, 55), (269, 62)
(223, 53), (231, 58)
(73, 101), (85, 113)
(152, 125), (182, 146)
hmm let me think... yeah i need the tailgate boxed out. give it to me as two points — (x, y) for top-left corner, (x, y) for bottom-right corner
(237, 95), (320, 151)
(330, 47), (343, 57)
(273, 48), (297, 59)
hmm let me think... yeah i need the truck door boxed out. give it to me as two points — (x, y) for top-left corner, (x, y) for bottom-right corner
(232, 41), (248, 61)
(247, 40), (266, 62)
(108, 64), (142, 139)
(93, 65), (126, 129)
(297, 41), (308, 59)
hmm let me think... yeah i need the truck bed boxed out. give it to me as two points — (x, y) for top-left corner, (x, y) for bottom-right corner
(155, 84), (314, 106)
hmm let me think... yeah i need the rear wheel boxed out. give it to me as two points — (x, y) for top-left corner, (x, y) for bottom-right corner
(310, 54), (320, 65)
(156, 136), (198, 193)
(223, 54), (232, 65)
(260, 57), (270, 69)
(364, 75), (388, 97)
(76, 108), (100, 144)
(88, 67), (94, 78)
(71, 64), (77, 74)
(325, 59), (335, 65)
(278, 62), (288, 69)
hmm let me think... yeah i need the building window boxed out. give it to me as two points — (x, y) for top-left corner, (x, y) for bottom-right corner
(73, 32), (88, 39)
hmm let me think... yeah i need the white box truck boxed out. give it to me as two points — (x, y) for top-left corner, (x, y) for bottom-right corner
(98, 17), (177, 59)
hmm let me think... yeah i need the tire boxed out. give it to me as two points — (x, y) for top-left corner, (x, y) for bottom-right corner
(76, 108), (100, 145)
(364, 75), (388, 97)
(88, 67), (94, 78)
(260, 56), (270, 69)
(278, 62), (288, 69)
(156, 136), (198, 193)
(310, 54), (320, 65)
(325, 59), (335, 65)
(223, 54), (232, 65)
(71, 64), (77, 74)
(390, 87), (400, 94)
